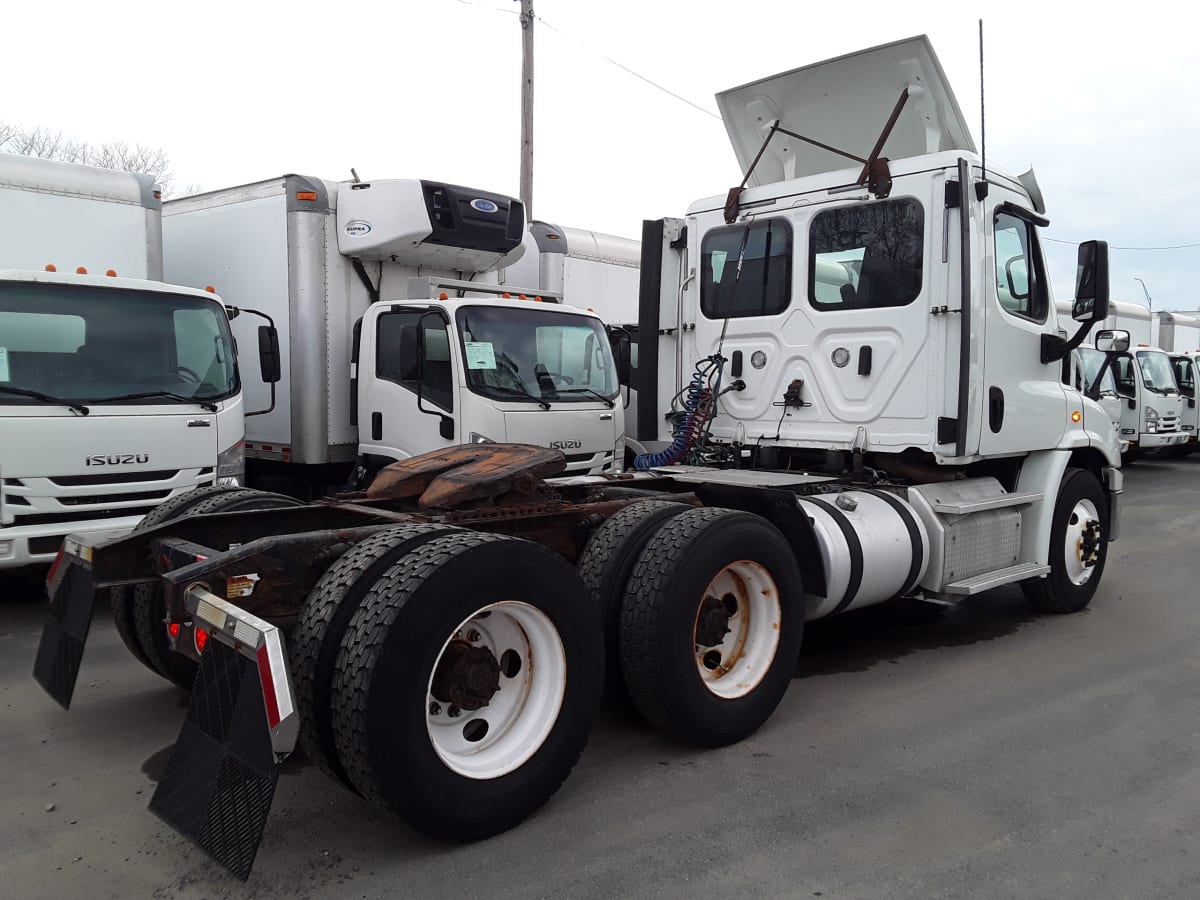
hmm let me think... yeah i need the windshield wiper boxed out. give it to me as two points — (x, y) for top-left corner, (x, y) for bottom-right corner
(88, 391), (218, 412)
(483, 384), (551, 410)
(553, 387), (616, 408)
(0, 385), (90, 415)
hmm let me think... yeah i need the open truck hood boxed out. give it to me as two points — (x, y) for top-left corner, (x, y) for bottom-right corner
(716, 35), (976, 187)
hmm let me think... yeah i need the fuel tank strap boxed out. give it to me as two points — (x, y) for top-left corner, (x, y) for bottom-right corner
(804, 495), (863, 614)
(860, 488), (925, 597)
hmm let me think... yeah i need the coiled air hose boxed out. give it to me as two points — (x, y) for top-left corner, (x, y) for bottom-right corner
(633, 355), (724, 470)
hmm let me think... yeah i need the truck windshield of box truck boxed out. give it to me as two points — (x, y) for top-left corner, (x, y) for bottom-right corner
(1135, 349), (1179, 395)
(0, 282), (238, 406)
(455, 305), (618, 405)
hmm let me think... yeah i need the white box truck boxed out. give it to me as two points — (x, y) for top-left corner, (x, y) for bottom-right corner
(36, 36), (1129, 881)
(0, 153), (250, 570)
(162, 177), (626, 498)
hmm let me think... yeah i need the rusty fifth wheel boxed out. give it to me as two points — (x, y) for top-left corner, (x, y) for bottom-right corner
(330, 531), (602, 841)
(618, 507), (804, 747)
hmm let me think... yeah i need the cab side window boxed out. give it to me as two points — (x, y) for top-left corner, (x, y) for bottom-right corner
(1174, 358), (1196, 398)
(994, 211), (1048, 321)
(1113, 355), (1137, 398)
(376, 310), (454, 411)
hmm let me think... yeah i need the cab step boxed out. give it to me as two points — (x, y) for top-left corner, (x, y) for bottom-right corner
(931, 491), (1042, 515)
(943, 562), (1051, 595)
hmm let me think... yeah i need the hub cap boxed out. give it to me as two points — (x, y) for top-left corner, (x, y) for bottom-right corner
(1065, 498), (1103, 586)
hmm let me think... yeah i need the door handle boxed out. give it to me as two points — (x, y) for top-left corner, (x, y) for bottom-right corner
(857, 345), (872, 376)
(371, 411), (383, 441)
(988, 387), (1004, 433)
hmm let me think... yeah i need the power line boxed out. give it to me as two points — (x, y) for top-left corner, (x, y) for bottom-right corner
(1043, 237), (1200, 251)
(533, 15), (722, 121)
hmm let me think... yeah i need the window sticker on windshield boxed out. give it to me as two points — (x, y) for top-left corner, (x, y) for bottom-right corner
(0, 348), (9, 382)
(464, 341), (497, 370)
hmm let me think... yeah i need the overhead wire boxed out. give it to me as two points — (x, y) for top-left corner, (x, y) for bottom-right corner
(1043, 237), (1200, 251)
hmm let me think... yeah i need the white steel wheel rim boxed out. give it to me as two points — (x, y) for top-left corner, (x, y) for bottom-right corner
(692, 560), (782, 700)
(426, 601), (566, 780)
(1064, 498), (1102, 586)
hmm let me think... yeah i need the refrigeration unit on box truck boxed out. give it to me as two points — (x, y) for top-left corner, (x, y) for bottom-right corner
(163, 177), (627, 499)
(0, 152), (248, 570)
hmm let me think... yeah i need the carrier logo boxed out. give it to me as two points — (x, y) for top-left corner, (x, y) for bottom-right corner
(344, 219), (372, 237)
(550, 439), (582, 450)
(470, 198), (499, 213)
(85, 453), (150, 466)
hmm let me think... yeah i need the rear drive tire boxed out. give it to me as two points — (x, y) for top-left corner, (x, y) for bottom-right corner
(1022, 467), (1108, 614)
(331, 532), (603, 842)
(293, 523), (460, 788)
(576, 500), (690, 701)
(618, 507), (804, 747)
(132, 488), (302, 689)
(110, 484), (244, 673)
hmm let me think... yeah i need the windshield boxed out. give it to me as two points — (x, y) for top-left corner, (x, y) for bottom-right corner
(456, 305), (617, 405)
(1135, 349), (1178, 394)
(0, 282), (238, 406)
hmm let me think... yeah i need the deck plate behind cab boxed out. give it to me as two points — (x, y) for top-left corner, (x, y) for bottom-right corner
(651, 466), (837, 488)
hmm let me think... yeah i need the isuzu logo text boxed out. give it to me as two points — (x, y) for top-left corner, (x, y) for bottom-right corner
(85, 453), (150, 466)
(550, 440), (582, 450)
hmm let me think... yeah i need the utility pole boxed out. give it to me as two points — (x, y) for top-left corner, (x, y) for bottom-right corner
(518, 0), (535, 216)
(1134, 276), (1153, 310)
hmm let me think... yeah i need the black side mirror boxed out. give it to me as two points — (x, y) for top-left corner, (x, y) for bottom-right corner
(607, 327), (633, 386)
(257, 326), (282, 383)
(415, 312), (454, 440)
(1072, 240), (1110, 323)
(1094, 329), (1130, 354)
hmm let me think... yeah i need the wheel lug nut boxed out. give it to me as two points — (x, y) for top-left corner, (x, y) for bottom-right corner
(466, 630), (482, 643)
(429, 702), (441, 716)
(448, 705), (461, 718)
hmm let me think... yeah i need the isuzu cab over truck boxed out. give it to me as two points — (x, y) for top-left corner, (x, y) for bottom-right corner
(163, 178), (626, 500)
(35, 36), (1125, 881)
(0, 153), (249, 571)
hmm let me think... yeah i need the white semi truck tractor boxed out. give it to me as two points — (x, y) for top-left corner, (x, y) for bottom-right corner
(34, 36), (1126, 881)
(0, 153), (255, 572)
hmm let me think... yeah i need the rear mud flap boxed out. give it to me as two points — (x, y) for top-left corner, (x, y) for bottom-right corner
(150, 640), (279, 882)
(32, 561), (97, 709)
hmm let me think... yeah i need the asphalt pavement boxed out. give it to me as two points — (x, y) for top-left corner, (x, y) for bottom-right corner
(2, 459), (1198, 899)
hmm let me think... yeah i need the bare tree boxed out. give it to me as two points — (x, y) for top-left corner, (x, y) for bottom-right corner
(0, 121), (179, 195)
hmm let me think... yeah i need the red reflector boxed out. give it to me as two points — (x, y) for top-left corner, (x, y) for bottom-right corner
(46, 546), (66, 587)
(168, 622), (181, 639)
(256, 645), (281, 727)
(194, 627), (209, 653)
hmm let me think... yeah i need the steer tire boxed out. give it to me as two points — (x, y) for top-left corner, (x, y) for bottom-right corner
(331, 532), (603, 842)
(110, 484), (244, 673)
(293, 523), (461, 788)
(618, 507), (804, 747)
(132, 488), (302, 689)
(577, 500), (690, 702)
(1022, 467), (1109, 615)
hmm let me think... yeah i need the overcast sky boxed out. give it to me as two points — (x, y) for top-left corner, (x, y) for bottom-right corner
(5, 1), (1197, 309)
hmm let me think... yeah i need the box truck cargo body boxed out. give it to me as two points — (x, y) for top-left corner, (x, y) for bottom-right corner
(164, 177), (624, 496)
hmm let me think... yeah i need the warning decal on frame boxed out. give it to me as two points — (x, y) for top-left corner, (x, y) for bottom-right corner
(464, 341), (497, 370)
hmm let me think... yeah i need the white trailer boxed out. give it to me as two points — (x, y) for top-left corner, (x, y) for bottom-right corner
(163, 178), (626, 498)
(0, 153), (248, 571)
(1153, 310), (1200, 353)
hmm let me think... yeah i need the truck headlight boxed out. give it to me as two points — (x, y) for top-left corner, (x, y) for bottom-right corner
(468, 432), (495, 444)
(216, 438), (245, 486)
(1146, 407), (1159, 420)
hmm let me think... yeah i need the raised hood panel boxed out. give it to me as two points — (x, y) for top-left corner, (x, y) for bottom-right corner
(717, 35), (976, 187)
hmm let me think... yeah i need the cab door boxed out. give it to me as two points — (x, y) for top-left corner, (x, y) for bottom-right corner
(976, 188), (1067, 455)
(357, 305), (458, 462)
(1172, 355), (1198, 437)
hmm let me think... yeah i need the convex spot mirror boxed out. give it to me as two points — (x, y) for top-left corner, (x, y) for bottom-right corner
(1072, 240), (1110, 323)
(1095, 329), (1130, 353)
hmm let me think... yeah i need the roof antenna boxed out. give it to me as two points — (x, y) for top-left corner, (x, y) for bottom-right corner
(976, 20), (989, 200)
(350, 168), (362, 183)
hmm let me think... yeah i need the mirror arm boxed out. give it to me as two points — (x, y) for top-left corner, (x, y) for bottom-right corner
(415, 311), (454, 437)
(233, 306), (279, 418)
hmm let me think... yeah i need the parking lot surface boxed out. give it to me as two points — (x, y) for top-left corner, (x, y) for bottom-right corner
(2, 460), (1198, 899)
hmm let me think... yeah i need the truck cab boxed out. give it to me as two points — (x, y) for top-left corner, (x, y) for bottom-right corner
(1169, 351), (1198, 451)
(1112, 346), (1186, 457)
